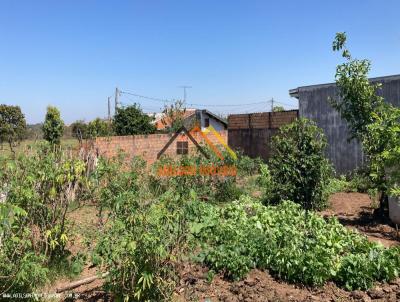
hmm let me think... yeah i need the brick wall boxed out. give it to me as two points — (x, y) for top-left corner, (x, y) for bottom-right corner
(228, 110), (298, 129)
(228, 110), (298, 160)
(88, 130), (228, 163)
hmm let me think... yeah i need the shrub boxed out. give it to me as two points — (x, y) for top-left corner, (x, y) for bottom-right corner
(257, 163), (273, 199)
(324, 176), (351, 195)
(0, 144), (87, 259)
(93, 165), (192, 301)
(347, 168), (373, 193)
(236, 154), (264, 176)
(269, 118), (333, 210)
(0, 144), (89, 296)
(152, 148), (242, 203)
(0, 203), (48, 296)
(87, 118), (114, 138)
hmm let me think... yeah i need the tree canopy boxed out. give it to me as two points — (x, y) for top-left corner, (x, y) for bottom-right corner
(113, 104), (156, 136)
(42, 106), (64, 145)
(272, 105), (285, 112)
(0, 104), (27, 152)
(161, 100), (188, 133)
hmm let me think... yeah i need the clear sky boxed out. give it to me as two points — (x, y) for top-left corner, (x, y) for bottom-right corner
(1, 0), (399, 124)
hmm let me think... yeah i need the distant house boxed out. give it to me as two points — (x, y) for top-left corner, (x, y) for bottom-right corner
(153, 109), (228, 131)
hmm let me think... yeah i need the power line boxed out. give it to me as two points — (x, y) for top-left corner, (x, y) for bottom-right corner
(118, 100), (162, 112)
(120, 90), (171, 103)
(121, 89), (272, 108)
(273, 100), (298, 107)
(186, 100), (270, 108)
(119, 88), (298, 110)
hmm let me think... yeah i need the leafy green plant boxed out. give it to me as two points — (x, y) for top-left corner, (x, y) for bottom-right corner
(324, 176), (351, 195)
(151, 146), (241, 203)
(236, 154), (264, 176)
(268, 118), (333, 210)
(0, 143), (88, 259)
(365, 106), (400, 197)
(347, 169), (373, 193)
(335, 246), (400, 290)
(0, 199), (49, 297)
(93, 185), (192, 301)
(191, 196), (400, 290)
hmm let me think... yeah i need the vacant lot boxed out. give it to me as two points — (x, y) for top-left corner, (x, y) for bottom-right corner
(1, 141), (399, 302)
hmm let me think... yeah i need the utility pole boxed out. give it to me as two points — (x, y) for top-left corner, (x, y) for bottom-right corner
(107, 97), (111, 121)
(179, 85), (192, 103)
(114, 87), (120, 112)
(270, 98), (274, 129)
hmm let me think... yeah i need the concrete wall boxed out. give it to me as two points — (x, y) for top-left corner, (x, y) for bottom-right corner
(228, 110), (298, 160)
(294, 74), (400, 174)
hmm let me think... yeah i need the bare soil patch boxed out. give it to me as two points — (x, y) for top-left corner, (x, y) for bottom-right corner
(177, 263), (400, 302)
(322, 193), (399, 247)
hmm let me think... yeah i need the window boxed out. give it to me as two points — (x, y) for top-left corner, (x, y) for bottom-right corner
(177, 141), (188, 155)
(204, 118), (210, 127)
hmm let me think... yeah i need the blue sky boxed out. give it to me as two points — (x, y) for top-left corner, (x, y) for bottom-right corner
(1, 0), (399, 124)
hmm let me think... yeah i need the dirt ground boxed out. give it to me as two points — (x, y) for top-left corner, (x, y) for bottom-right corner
(176, 263), (400, 302)
(322, 192), (399, 247)
(51, 192), (399, 302)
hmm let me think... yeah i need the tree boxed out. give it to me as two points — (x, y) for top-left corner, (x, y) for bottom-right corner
(272, 105), (285, 112)
(331, 32), (384, 141)
(331, 32), (399, 210)
(87, 118), (114, 138)
(0, 104), (27, 153)
(161, 100), (188, 133)
(269, 118), (333, 210)
(113, 104), (156, 136)
(42, 106), (64, 145)
(70, 120), (88, 142)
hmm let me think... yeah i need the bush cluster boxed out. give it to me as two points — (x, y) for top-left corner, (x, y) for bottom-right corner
(0, 144), (89, 295)
(93, 190), (188, 301)
(191, 196), (400, 290)
(91, 153), (212, 301)
(268, 118), (333, 210)
(151, 146), (242, 203)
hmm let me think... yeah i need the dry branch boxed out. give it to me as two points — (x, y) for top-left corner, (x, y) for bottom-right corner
(56, 272), (109, 293)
